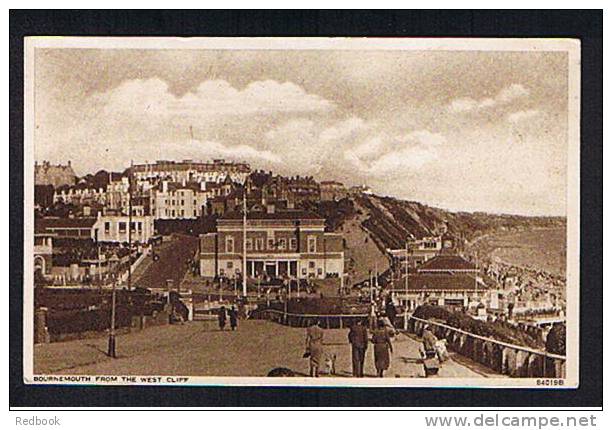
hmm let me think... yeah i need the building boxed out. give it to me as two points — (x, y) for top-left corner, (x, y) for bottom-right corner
(150, 181), (209, 220)
(416, 254), (478, 274)
(390, 273), (488, 311)
(36, 214), (154, 244)
(348, 184), (373, 195)
(390, 254), (486, 310)
(34, 160), (76, 188)
(286, 175), (321, 204)
(92, 213), (155, 244)
(35, 217), (98, 240)
(199, 208), (344, 280)
(320, 180), (348, 201)
(34, 225), (55, 277)
(128, 159), (251, 185)
(106, 176), (130, 212)
(388, 235), (442, 269)
(53, 183), (107, 207)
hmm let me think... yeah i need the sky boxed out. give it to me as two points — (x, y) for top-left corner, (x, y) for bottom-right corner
(33, 47), (569, 216)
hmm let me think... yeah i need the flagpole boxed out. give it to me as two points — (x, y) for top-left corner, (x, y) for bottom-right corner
(242, 182), (247, 297)
(128, 160), (133, 291)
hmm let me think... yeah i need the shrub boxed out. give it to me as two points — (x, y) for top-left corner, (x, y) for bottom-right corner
(413, 305), (452, 321)
(546, 322), (566, 355)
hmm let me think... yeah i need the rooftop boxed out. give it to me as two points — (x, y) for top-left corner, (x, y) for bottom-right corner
(219, 210), (323, 221)
(392, 273), (486, 291)
(36, 217), (97, 229)
(417, 255), (477, 272)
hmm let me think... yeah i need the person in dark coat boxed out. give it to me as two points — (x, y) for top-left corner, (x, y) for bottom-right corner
(218, 306), (227, 331)
(229, 305), (238, 331)
(348, 319), (368, 377)
(371, 319), (393, 377)
(385, 297), (397, 326)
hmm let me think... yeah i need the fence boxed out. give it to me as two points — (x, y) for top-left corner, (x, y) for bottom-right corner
(252, 308), (369, 329)
(253, 308), (566, 378)
(408, 316), (566, 378)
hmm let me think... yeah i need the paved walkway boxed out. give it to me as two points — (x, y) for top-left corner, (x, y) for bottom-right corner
(34, 320), (491, 378)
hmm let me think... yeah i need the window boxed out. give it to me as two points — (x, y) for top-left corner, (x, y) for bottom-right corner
(302, 268), (307, 276)
(104, 222), (110, 233)
(245, 238), (253, 251)
(308, 236), (317, 253)
(309, 261), (315, 269)
(290, 238), (297, 250)
(181, 200), (185, 206)
(317, 268), (323, 276)
(278, 238), (286, 250)
(268, 238), (275, 250)
(118, 222), (126, 232)
(255, 238), (264, 251)
(225, 236), (234, 253)
(227, 261), (233, 269)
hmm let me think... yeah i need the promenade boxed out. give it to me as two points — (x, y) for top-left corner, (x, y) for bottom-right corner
(34, 320), (490, 378)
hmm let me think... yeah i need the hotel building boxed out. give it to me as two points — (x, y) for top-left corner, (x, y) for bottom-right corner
(199, 208), (344, 280)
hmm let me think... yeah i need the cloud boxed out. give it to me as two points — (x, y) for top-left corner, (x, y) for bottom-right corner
(344, 130), (445, 175)
(507, 109), (541, 123)
(178, 139), (283, 164)
(320, 117), (368, 142)
(95, 78), (335, 119)
(447, 83), (530, 113)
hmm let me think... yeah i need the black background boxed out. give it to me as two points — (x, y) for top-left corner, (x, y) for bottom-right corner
(9, 10), (603, 408)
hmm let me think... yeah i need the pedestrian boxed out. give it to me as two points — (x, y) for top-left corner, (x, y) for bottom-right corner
(348, 319), (368, 377)
(218, 306), (227, 331)
(305, 320), (324, 377)
(371, 319), (393, 377)
(422, 324), (438, 357)
(229, 305), (238, 331)
(385, 297), (397, 326)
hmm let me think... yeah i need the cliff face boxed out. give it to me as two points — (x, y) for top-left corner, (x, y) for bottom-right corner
(306, 194), (566, 254)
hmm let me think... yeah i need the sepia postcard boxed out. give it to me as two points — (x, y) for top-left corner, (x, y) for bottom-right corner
(23, 37), (580, 388)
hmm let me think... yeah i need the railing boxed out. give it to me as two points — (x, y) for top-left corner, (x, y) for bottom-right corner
(253, 308), (566, 378)
(408, 316), (566, 378)
(252, 308), (368, 329)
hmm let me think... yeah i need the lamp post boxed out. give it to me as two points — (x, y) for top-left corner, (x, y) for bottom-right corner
(107, 273), (117, 358)
(404, 239), (409, 330)
(242, 182), (248, 298)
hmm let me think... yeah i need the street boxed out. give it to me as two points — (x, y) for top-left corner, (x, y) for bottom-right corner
(34, 319), (492, 378)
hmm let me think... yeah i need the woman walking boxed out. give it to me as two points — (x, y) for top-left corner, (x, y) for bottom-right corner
(371, 319), (393, 377)
(305, 321), (324, 377)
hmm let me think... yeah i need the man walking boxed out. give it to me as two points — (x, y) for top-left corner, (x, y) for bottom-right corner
(348, 319), (368, 377)
(229, 305), (238, 331)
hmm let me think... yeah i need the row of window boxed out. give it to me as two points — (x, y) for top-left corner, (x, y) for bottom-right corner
(224, 236), (317, 253)
(156, 209), (198, 218)
(161, 198), (199, 206)
(219, 261), (323, 276)
(104, 221), (144, 233)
